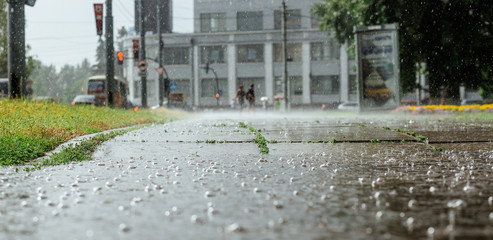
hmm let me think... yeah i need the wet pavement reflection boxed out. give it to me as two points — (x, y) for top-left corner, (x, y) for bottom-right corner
(0, 112), (492, 239)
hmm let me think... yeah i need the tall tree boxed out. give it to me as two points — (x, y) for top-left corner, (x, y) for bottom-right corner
(92, 38), (106, 75)
(313, 0), (493, 102)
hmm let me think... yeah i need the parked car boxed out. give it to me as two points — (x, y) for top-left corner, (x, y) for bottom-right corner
(337, 102), (359, 110)
(460, 99), (483, 105)
(71, 95), (99, 106)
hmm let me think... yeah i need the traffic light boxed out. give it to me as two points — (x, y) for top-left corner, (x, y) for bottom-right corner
(215, 92), (220, 99)
(117, 51), (124, 65)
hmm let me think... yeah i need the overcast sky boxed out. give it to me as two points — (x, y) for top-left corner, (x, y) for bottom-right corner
(25, 0), (193, 70)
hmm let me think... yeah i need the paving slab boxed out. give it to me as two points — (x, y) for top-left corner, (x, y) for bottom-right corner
(0, 112), (492, 240)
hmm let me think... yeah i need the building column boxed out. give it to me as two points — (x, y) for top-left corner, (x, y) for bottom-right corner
(302, 41), (311, 104)
(264, 41), (274, 101)
(193, 44), (200, 106)
(228, 35), (236, 102)
(339, 42), (349, 103)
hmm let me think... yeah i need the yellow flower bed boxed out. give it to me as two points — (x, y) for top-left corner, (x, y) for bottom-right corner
(395, 104), (493, 113)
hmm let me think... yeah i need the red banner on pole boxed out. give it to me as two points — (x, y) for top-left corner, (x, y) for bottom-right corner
(93, 4), (104, 36)
(132, 39), (139, 59)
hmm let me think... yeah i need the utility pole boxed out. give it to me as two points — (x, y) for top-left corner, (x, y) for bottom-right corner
(7, 0), (26, 98)
(106, 0), (115, 107)
(157, 5), (164, 107)
(281, 0), (289, 111)
(139, 0), (148, 108)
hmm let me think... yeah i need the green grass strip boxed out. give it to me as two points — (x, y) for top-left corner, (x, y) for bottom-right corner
(24, 129), (132, 171)
(238, 122), (269, 154)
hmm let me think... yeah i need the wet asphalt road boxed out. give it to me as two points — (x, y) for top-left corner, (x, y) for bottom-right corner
(1, 111), (492, 240)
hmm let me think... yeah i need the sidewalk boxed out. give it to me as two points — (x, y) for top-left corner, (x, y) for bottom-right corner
(0, 111), (492, 239)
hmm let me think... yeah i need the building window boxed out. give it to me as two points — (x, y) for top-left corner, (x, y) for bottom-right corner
(290, 76), (303, 96)
(164, 47), (190, 65)
(201, 78), (229, 98)
(311, 41), (340, 61)
(237, 78), (265, 99)
(274, 43), (302, 62)
(311, 76), (340, 95)
(237, 44), (264, 63)
(170, 79), (191, 95)
(134, 81), (141, 98)
(200, 13), (226, 32)
(274, 9), (301, 30)
(349, 75), (358, 94)
(201, 46), (227, 64)
(237, 11), (263, 31)
(277, 76), (302, 96)
(311, 14), (320, 29)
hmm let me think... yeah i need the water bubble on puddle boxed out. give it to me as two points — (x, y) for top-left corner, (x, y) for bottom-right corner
(21, 201), (30, 208)
(204, 191), (215, 198)
(408, 200), (417, 209)
(241, 182), (246, 187)
(207, 207), (218, 216)
(376, 211), (383, 220)
(463, 185), (475, 193)
(293, 191), (299, 196)
(409, 187), (415, 194)
(173, 181), (181, 185)
(374, 192), (384, 200)
(321, 194), (330, 201)
(226, 223), (245, 233)
(427, 227), (435, 236)
(488, 196), (493, 206)
(93, 187), (102, 193)
(119, 223), (131, 233)
(58, 203), (68, 209)
(190, 215), (205, 224)
(37, 194), (47, 201)
(447, 199), (466, 209)
(273, 201), (283, 209)
(45, 201), (55, 207)
(429, 186), (437, 194)
(253, 188), (261, 193)
(358, 178), (367, 185)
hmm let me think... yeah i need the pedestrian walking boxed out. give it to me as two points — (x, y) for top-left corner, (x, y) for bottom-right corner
(246, 84), (255, 110)
(235, 85), (246, 110)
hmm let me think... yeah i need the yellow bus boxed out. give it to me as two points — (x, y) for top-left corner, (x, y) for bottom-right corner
(87, 75), (128, 107)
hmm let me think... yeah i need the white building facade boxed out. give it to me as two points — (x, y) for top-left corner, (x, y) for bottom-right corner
(122, 0), (357, 108)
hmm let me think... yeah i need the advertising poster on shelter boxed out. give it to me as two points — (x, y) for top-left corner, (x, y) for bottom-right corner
(355, 24), (400, 110)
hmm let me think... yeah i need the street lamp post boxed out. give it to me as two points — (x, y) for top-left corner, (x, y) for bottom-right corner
(7, 0), (36, 98)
